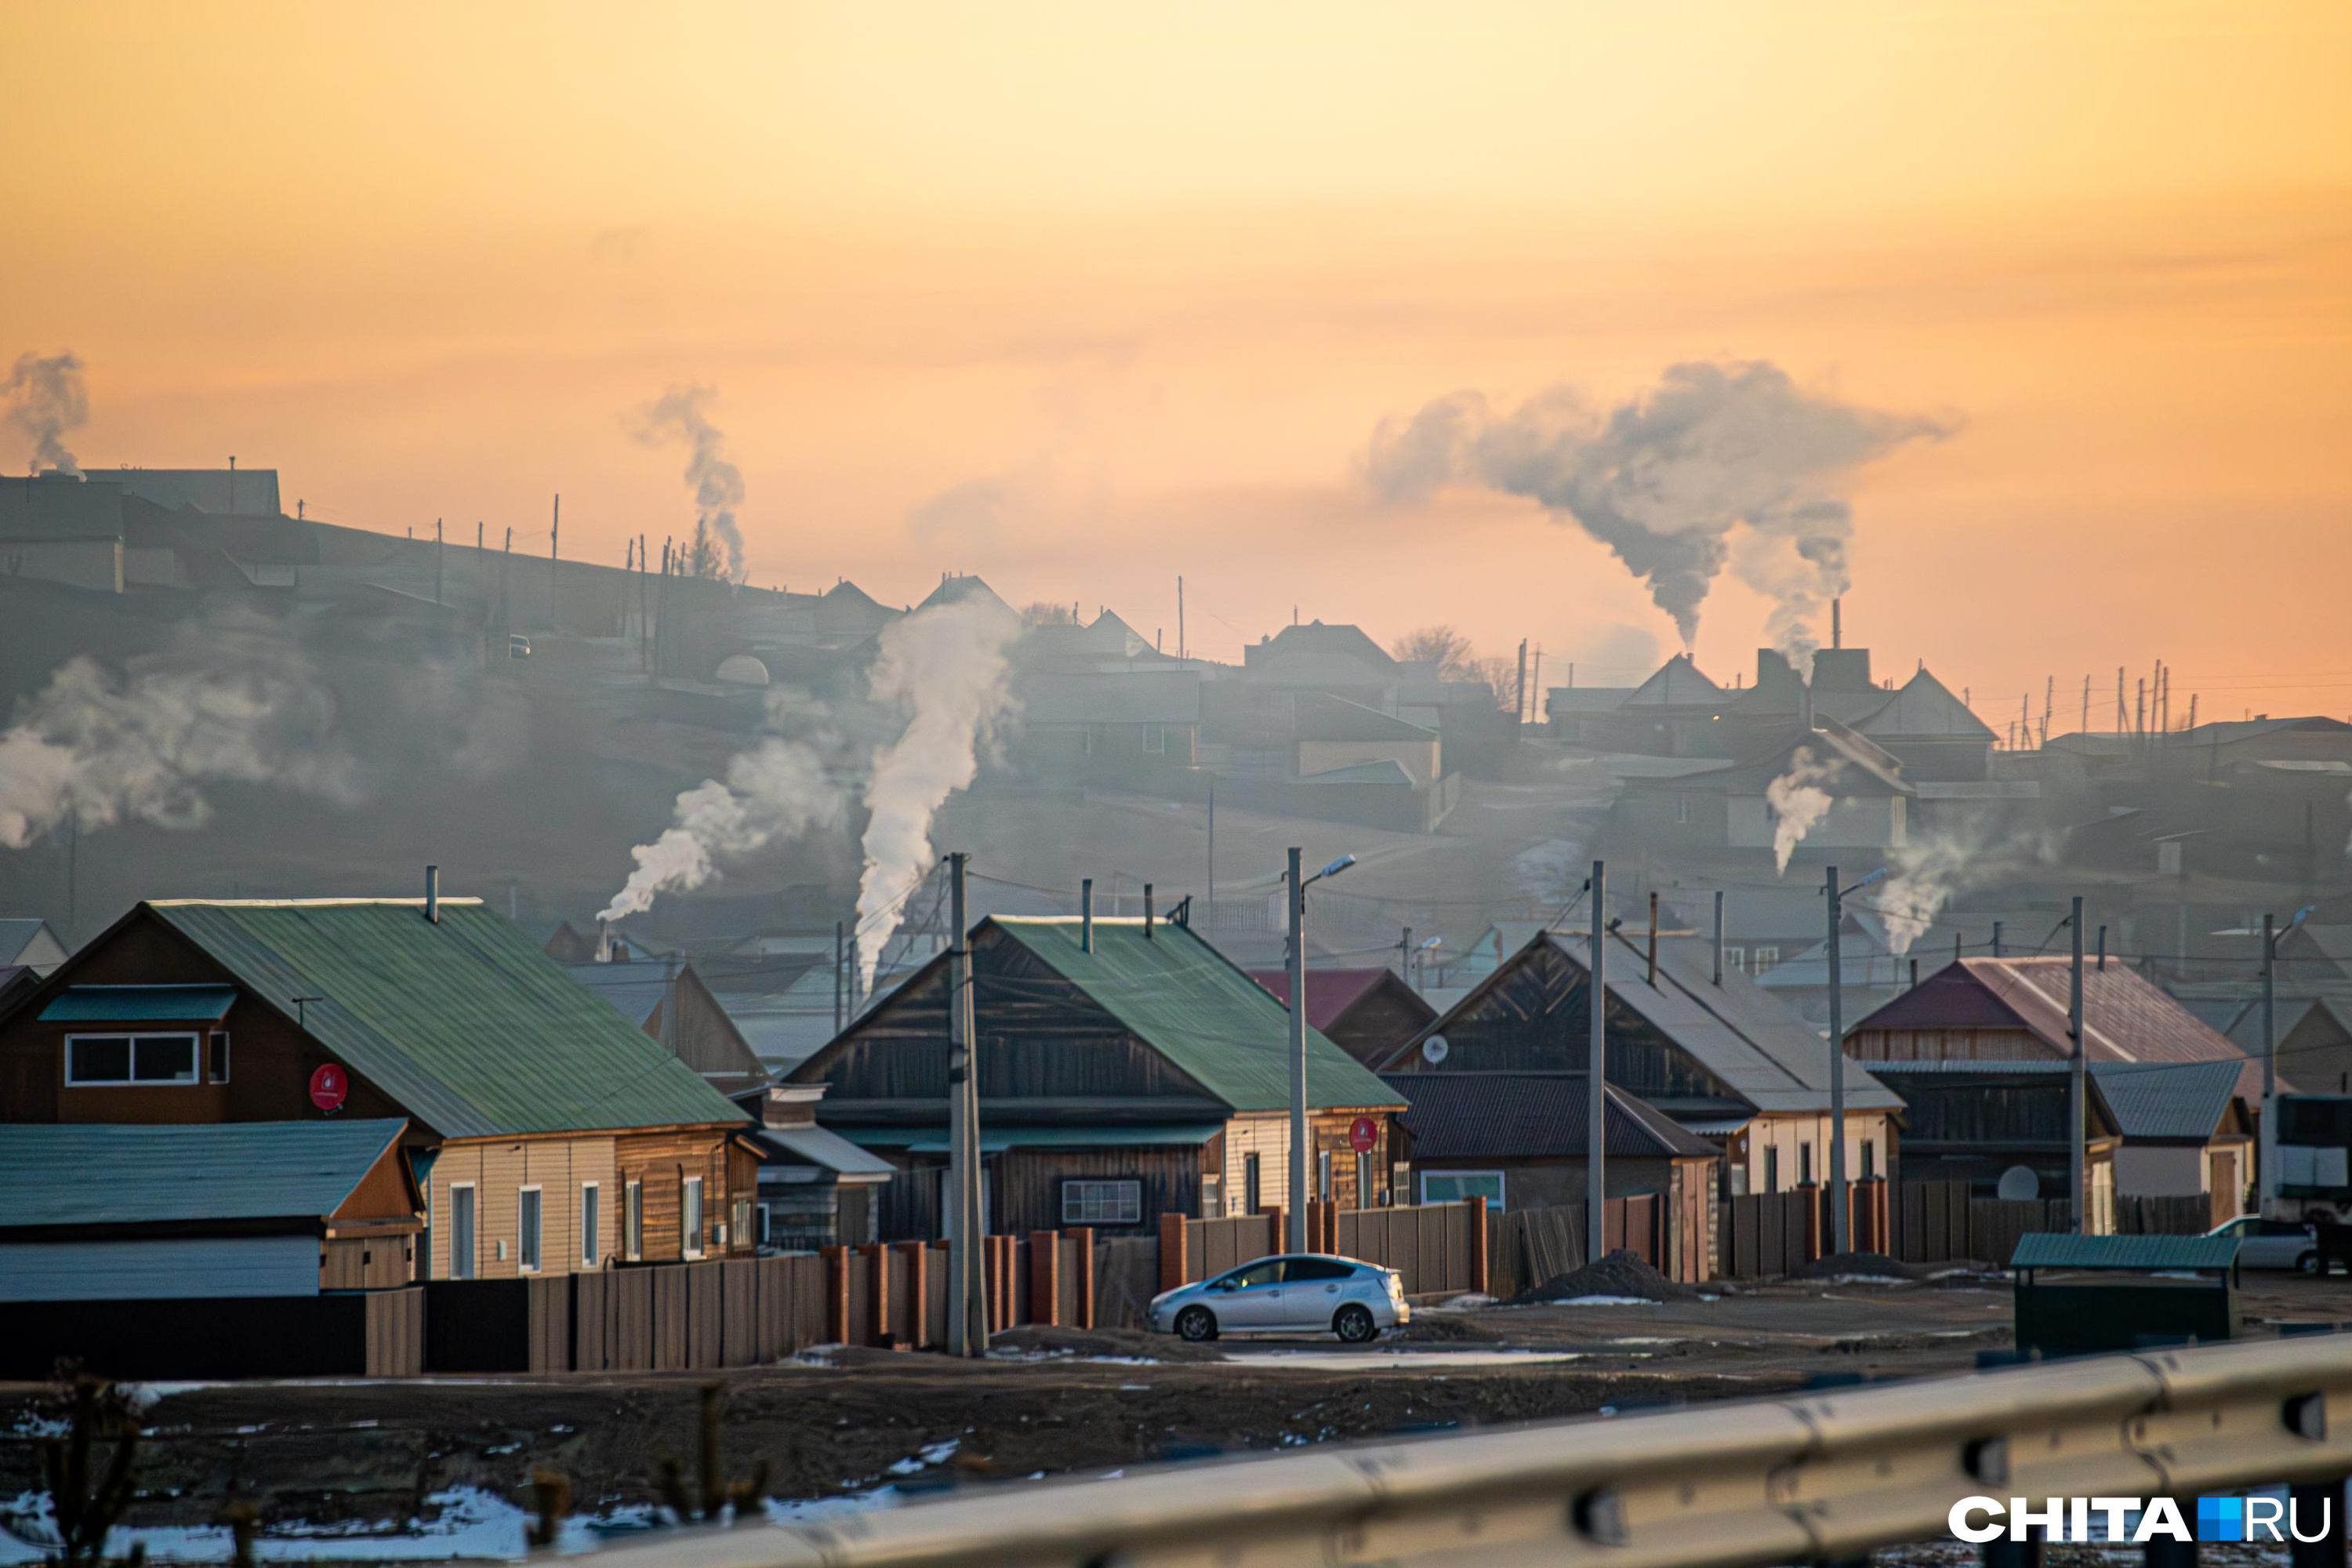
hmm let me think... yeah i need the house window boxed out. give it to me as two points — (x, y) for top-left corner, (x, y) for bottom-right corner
(1143, 723), (1166, 755)
(1419, 1171), (1504, 1209)
(1798, 1143), (1813, 1185)
(65, 1033), (198, 1086)
(1200, 1176), (1222, 1219)
(756, 1202), (772, 1247)
(1726, 947), (1747, 974)
(682, 1176), (706, 1258)
(624, 1180), (644, 1261)
(1317, 1149), (1334, 1202)
(731, 1198), (752, 1250)
(1860, 1141), (1876, 1180)
(1062, 1179), (1143, 1225)
(208, 1032), (231, 1083)
(1243, 1152), (1263, 1214)
(1764, 1147), (1780, 1194)
(450, 1183), (477, 1279)
(1082, 725), (1098, 757)
(580, 1183), (601, 1269)
(518, 1186), (543, 1272)
(1675, 793), (1690, 825)
(1752, 946), (1780, 971)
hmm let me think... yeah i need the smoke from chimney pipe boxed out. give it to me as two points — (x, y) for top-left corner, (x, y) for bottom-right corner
(4, 350), (89, 476)
(1359, 361), (1950, 675)
(634, 385), (747, 582)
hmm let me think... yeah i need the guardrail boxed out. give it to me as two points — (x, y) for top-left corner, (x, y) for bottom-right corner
(587, 1334), (2352, 1568)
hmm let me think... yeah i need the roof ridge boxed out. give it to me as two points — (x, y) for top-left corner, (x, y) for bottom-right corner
(151, 897), (487, 908)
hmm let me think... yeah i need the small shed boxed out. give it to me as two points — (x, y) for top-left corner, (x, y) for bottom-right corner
(2009, 1232), (2241, 1357)
(0, 1118), (423, 1301)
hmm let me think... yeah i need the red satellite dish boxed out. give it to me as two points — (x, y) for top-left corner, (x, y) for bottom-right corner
(1348, 1115), (1379, 1153)
(309, 1063), (348, 1113)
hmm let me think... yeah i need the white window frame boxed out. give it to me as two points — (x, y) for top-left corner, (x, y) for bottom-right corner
(624, 1179), (644, 1261)
(517, 1185), (543, 1272)
(449, 1181), (478, 1279)
(1143, 723), (1166, 755)
(580, 1181), (601, 1269)
(208, 1031), (231, 1083)
(1060, 1178), (1143, 1226)
(64, 1032), (200, 1087)
(1417, 1170), (1505, 1208)
(682, 1175), (706, 1259)
(1752, 945), (1780, 971)
(1726, 947), (1747, 974)
(1316, 1149), (1334, 1201)
(1674, 793), (1690, 824)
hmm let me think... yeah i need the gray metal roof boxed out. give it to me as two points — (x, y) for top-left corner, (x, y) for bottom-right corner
(754, 1123), (898, 1178)
(0, 1120), (408, 1229)
(2010, 1232), (2240, 1272)
(1381, 1072), (1719, 1160)
(2088, 1058), (2245, 1142)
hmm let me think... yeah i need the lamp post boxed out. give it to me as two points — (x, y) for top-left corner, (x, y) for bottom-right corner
(1824, 866), (1886, 1257)
(1286, 848), (1356, 1251)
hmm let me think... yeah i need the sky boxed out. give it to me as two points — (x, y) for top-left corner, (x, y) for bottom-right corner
(5, 1), (2349, 728)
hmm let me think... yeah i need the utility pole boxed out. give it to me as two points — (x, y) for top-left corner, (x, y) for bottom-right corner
(549, 494), (561, 628)
(946, 852), (985, 1356)
(1712, 890), (1725, 985)
(1826, 865), (1849, 1254)
(2069, 897), (2087, 1234)
(833, 920), (846, 1034)
(2263, 912), (2278, 1204)
(1204, 782), (1215, 931)
(434, 517), (444, 607)
(1588, 860), (1607, 1264)
(1286, 847), (1309, 1254)
(2082, 674), (2091, 735)
(1514, 640), (1529, 728)
(1177, 575), (1185, 661)
(1992, 920), (2004, 958)
(1398, 926), (1411, 978)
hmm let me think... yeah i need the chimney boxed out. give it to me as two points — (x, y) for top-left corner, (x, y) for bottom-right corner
(1831, 597), (1842, 650)
(1646, 891), (1658, 986)
(1712, 890), (1725, 986)
(2096, 925), (2107, 971)
(1080, 877), (1094, 953)
(1143, 884), (1155, 940)
(424, 864), (439, 923)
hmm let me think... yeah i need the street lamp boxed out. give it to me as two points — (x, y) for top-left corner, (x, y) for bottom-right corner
(1286, 848), (1356, 1251)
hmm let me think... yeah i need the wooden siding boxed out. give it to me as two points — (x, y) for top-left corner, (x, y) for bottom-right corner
(1849, 1025), (2059, 1062)
(614, 1129), (749, 1261)
(994, 1146), (1197, 1236)
(428, 1135), (621, 1279)
(1217, 1109), (1396, 1216)
(322, 1234), (416, 1290)
(1383, 940), (1744, 1103)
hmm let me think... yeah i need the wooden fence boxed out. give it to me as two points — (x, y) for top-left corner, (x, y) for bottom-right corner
(2116, 1193), (2216, 1236)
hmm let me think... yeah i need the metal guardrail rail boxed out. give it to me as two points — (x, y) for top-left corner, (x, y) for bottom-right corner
(590, 1335), (2352, 1568)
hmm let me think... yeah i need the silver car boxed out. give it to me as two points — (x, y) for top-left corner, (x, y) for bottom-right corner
(2206, 1214), (2325, 1272)
(1148, 1253), (1409, 1343)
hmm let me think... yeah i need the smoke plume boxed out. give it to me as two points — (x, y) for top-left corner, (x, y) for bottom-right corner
(1766, 746), (1842, 873)
(0, 652), (356, 849)
(637, 386), (746, 582)
(598, 699), (848, 921)
(1876, 816), (2063, 956)
(1361, 361), (1949, 667)
(855, 595), (1024, 995)
(4, 351), (89, 476)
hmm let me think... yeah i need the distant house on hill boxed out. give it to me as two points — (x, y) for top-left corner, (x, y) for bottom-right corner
(1247, 966), (1437, 1068)
(791, 915), (1406, 1238)
(560, 958), (771, 1097)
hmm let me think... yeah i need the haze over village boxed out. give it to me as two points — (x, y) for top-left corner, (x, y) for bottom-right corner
(2, 5), (2349, 1563)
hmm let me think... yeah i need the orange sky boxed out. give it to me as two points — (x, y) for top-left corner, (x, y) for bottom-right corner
(5, 2), (2349, 724)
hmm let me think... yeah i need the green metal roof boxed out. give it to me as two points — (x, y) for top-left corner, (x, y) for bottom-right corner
(148, 900), (746, 1139)
(42, 984), (238, 1022)
(2010, 1232), (2241, 1272)
(844, 1123), (1223, 1153)
(0, 1119), (409, 1229)
(989, 918), (1405, 1115)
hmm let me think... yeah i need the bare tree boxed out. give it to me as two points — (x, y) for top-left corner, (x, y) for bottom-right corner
(1391, 625), (1476, 680)
(683, 519), (728, 581)
(1020, 601), (1078, 626)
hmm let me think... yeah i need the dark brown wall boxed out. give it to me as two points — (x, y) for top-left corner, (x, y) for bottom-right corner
(1323, 980), (1437, 1069)
(0, 913), (412, 1131)
(333, 1148), (424, 1224)
(322, 1233), (416, 1289)
(615, 1129), (748, 1261)
(994, 1145), (1199, 1235)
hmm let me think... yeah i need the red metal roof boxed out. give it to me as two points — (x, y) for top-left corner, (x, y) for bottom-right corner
(1248, 967), (1398, 1032)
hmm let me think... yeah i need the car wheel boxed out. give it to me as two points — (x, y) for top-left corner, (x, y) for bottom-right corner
(1334, 1304), (1377, 1344)
(1176, 1305), (1218, 1342)
(2297, 1251), (2324, 1276)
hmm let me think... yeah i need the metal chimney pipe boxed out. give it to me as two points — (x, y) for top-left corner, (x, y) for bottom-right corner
(424, 864), (439, 923)
(1143, 884), (1155, 940)
(1831, 597), (1842, 650)
(2096, 925), (2107, 971)
(1080, 878), (1094, 953)
(1711, 891), (1725, 986)
(1646, 891), (1658, 986)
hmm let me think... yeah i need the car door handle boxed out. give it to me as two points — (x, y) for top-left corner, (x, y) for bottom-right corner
(1324, 1284), (1339, 1293)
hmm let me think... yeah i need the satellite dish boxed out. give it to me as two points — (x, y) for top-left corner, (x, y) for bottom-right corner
(1421, 1034), (1450, 1065)
(1996, 1166), (2040, 1202)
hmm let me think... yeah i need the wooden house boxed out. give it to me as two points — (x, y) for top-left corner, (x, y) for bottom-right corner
(742, 1082), (895, 1250)
(1379, 1069), (1720, 1273)
(1247, 966), (1437, 1068)
(1860, 1060), (2121, 1222)
(790, 915), (1406, 1239)
(0, 1118), (423, 1300)
(0, 892), (757, 1279)
(561, 957), (772, 1097)
(1384, 927), (1904, 1200)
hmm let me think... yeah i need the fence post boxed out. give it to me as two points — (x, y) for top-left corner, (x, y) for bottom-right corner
(1467, 1196), (1490, 1295)
(1029, 1230), (1061, 1328)
(1069, 1226), (1095, 1328)
(1265, 1205), (1285, 1258)
(1158, 1211), (1188, 1294)
(822, 1246), (849, 1346)
(1802, 1187), (1824, 1262)
(896, 1240), (928, 1348)
(1305, 1200), (1322, 1255)
(863, 1242), (891, 1347)
(1323, 1199), (1338, 1253)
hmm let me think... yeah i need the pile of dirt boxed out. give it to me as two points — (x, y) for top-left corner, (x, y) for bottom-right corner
(989, 1324), (1224, 1363)
(1799, 1252), (1930, 1282)
(1511, 1250), (1693, 1305)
